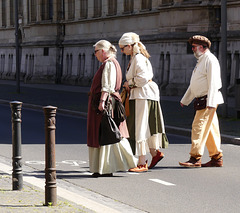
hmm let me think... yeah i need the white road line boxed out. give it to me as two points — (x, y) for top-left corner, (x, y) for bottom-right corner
(82, 172), (92, 175)
(126, 172), (140, 175)
(149, 178), (176, 186)
(25, 160), (87, 166)
(0, 162), (121, 213)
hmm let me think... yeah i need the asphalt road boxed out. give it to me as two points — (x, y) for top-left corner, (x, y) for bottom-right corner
(0, 104), (240, 213)
(0, 104), (87, 144)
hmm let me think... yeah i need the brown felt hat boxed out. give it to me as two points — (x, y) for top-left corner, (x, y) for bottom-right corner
(188, 35), (211, 48)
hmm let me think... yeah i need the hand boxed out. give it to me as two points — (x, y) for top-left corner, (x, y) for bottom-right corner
(123, 81), (130, 92)
(180, 102), (184, 108)
(98, 101), (105, 112)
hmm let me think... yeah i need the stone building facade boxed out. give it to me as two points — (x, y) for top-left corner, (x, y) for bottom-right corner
(0, 0), (239, 96)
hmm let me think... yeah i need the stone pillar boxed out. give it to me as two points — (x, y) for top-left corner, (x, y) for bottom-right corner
(64, 0), (68, 20)
(36, 0), (41, 22)
(134, 0), (141, 13)
(22, 0), (28, 25)
(153, 0), (161, 8)
(102, 0), (108, 16)
(6, 0), (10, 27)
(75, 0), (80, 19)
(52, 0), (58, 22)
(117, 0), (124, 15)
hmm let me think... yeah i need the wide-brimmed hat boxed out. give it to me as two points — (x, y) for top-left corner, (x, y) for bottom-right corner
(188, 35), (211, 48)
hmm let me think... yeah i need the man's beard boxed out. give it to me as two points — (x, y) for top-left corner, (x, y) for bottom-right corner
(194, 46), (203, 59)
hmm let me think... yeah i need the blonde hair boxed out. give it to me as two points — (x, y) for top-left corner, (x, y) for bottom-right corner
(93, 40), (117, 57)
(135, 42), (150, 59)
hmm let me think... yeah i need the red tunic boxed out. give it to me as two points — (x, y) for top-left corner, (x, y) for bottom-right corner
(87, 57), (129, 148)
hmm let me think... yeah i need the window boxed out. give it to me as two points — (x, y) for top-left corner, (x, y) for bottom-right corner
(162, 0), (174, 5)
(124, 0), (133, 13)
(57, 0), (65, 20)
(166, 53), (170, 84)
(187, 42), (193, 54)
(234, 52), (240, 79)
(77, 54), (82, 78)
(77, 53), (86, 78)
(65, 54), (73, 77)
(24, 55), (28, 77)
(91, 53), (99, 79)
(94, 0), (102, 18)
(69, 54), (73, 76)
(80, 0), (88, 18)
(159, 53), (165, 84)
(0, 54), (5, 74)
(183, 0), (201, 3)
(10, 0), (15, 26)
(8, 54), (13, 76)
(41, 0), (53, 20)
(66, 54), (69, 77)
(2, 0), (6, 27)
(141, 0), (151, 10)
(68, 0), (75, 20)
(43, 47), (49, 56)
(30, 0), (37, 22)
(29, 55), (35, 77)
(82, 54), (86, 77)
(18, 0), (23, 16)
(108, 0), (117, 16)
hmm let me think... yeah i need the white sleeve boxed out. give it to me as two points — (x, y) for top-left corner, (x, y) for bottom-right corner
(101, 61), (116, 93)
(128, 55), (153, 87)
(206, 57), (222, 107)
(181, 86), (195, 106)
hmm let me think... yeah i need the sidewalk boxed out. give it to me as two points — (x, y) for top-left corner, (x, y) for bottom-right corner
(0, 173), (93, 213)
(0, 80), (239, 212)
(0, 157), (94, 213)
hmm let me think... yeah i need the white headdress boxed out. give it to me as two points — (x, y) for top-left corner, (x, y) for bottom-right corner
(119, 32), (146, 55)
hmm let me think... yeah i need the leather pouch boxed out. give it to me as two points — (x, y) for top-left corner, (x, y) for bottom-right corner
(194, 95), (207, 111)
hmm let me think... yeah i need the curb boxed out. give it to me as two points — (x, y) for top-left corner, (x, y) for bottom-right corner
(0, 99), (88, 118)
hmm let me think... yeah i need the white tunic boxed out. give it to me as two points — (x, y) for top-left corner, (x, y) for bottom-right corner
(126, 54), (159, 101)
(181, 50), (224, 108)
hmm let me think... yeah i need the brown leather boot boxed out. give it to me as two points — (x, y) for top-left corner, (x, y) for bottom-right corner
(201, 157), (223, 167)
(179, 157), (201, 168)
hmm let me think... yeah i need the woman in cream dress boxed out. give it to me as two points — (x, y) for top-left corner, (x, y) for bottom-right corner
(119, 32), (169, 172)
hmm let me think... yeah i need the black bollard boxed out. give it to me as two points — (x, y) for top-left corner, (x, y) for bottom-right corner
(43, 106), (57, 206)
(10, 101), (23, 190)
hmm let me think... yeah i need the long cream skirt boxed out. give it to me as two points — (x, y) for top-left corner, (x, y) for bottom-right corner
(88, 138), (138, 174)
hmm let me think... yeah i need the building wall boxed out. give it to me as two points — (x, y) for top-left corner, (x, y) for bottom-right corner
(0, 0), (240, 96)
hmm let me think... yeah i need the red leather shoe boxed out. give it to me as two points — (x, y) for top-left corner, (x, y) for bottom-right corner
(129, 161), (148, 172)
(149, 150), (164, 169)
